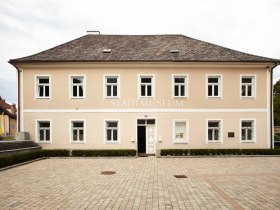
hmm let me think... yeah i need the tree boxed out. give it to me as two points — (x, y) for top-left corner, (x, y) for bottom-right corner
(274, 79), (280, 126)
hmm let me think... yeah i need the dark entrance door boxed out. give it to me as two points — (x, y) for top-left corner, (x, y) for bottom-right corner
(137, 126), (146, 153)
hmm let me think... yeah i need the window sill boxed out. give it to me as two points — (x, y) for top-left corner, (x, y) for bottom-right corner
(37, 141), (51, 144)
(105, 97), (119, 99)
(173, 141), (188, 144)
(241, 97), (256, 99)
(70, 97), (85, 100)
(207, 141), (222, 144)
(207, 96), (222, 99)
(71, 141), (86, 144)
(105, 141), (120, 144)
(36, 97), (51, 99)
(241, 140), (256, 143)
(173, 96), (188, 99)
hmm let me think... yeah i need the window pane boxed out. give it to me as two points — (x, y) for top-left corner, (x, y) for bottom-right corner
(147, 119), (155, 124)
(107, 129), (111, 140)
(39, 130), (44, 140)
(46, 130), (50, 141)
(242, 78), (252, 83)
(39, 86), (44, 97)
(79, 130), (84, 141)
(208, 78), (218, 83)
(73, 86), (77, 97)
(175, 122), (186, 139)
(175, 78), (185, 83)
(241, 129), (246, 140)
(137, 119), (145, 125)
(147, 85), (152, 96)
(242, 121), (252, 127)
(40, 122), (50, 128)
(242, 85), (246, 96)
(113, 130), (118, 141)
(180, 85), (185, 96)
(113, 85), (117, 96)
(209, 122), (219, 127)
(73, 130), (78, 141)
(73, 78), (82, 84)
(79, 86), (83, 97)
(107, 85), (111, 96)
(208, 85), (212, 96)
(73, 122), (83, 127)
(141, 85), (145, 96)
(247, 86), (252, 96)
(39, 78), (49, 84)
(174, 85), (179, 96)
(214, 129), (219, 140)
(107, 78), (117, 83)
(45, 86), (49, 97)
(208, 129), (213, 140)
(247, 129), (252, 140)
(141, 78), (151, 83)
(214, 85), (219, 96)
(107, 122), (117, 127)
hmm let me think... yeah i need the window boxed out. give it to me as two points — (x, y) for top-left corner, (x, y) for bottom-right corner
(71, 120), (85, 143)
(173, 75), (187, 97)
(207, 120), (222, 142)
(36, 76), (50, 98)
(105, 75), (119, 98)
(173, 120), (188, 143)
(241, 120), (255, 142)
(139, 75), (154, 97)
(105, 120), (119, 143)
(207, 75), (221, 97)
(70, 76), (84, 98)
(241, 76), (255, 97)
(36, 120), (51, 143)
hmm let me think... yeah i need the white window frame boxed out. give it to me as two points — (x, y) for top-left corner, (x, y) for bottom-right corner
(103, 74), (120, 99)
(240, 75), (256, 99)
(104, 119), (120, 144)
(240, 119), (256, 143)
(35, 75), (51, 99)
(69, 119), (86, 144)
(138, 74), (155, 98)
(206, 119), (223, 143)
(35, 119), (52, 144)
(173, 119), (189, 144)
(172, 74), (189, 98)
(206, 75), (222, 98)
(69, 75), (86, 99)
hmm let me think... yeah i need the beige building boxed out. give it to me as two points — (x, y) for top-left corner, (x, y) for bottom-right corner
(9, 33), (279, 154)
(0, 96), (17, 138)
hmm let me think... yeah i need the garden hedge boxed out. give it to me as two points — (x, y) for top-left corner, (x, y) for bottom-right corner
(71, 149), (137, 157)
(161, 148), (280, 156)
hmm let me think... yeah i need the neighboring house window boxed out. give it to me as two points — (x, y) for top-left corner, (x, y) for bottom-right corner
(207, 76), (221, 97)
(139, 75), (154, 97)
(37, 76), (50, 98)
(173, 76), (187, 97)
(241, 120), (255, 142)
(71, 121), (85, 143)
(241, 76), (255, 97)
(105, 75), (119, 98)
(70, 76), (84, 98)
(173, 120), (188, 143)
(105, 120), (119, 142)
(37, 121), (51, 142)
(207, 120), (222, 142)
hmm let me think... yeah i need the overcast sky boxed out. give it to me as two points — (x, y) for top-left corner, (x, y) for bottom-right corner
(0, 0), (279, 104)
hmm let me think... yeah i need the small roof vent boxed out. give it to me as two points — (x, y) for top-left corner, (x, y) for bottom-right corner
(102, 48), (112, 53)
(87, 31), (100, 35)
(170, 49), (179, 53)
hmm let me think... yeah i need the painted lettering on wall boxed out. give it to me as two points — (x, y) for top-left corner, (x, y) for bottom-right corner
(110, 99), (184, 107)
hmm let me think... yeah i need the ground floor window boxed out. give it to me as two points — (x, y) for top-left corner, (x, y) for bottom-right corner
(71, 120), (85, 143)
(36, 120), (51, 143)
(173, 120), (188, 143)
(207, 120), (222, 143)
(105, 120), (119, 143)
(241, 120), (255, 142)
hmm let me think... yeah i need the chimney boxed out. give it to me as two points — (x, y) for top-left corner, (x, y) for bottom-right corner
(87, 31), (100, 35)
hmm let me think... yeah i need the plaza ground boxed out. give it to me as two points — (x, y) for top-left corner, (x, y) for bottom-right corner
(0, 156), (279, 209)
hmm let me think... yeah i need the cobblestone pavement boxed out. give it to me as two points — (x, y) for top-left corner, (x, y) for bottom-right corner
(0, 157), (279, 210)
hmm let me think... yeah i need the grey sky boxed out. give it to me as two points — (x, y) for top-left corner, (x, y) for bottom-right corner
(0, 0), (279, 104)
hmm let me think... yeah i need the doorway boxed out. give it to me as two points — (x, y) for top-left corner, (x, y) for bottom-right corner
(137, 119), (156, 155)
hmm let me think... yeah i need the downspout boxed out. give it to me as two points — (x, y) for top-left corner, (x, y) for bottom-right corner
(10, 62), (21, 132)
(271, 63), (279, 149)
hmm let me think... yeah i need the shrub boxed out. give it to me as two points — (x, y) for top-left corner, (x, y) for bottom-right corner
(43, 149), (69, 157)
(72, 149), (136, 157)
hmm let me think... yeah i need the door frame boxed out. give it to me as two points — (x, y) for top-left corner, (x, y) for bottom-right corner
(136, 117), (157, 155)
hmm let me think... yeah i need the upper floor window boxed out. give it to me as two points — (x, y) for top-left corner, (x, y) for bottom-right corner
(105, 120), (119, 143)
(139, 75), (154, 98)
(104, 75), (119, 98)
(173, 75), (188, 98)
(36, 76), (50, 98)
(173, 120), (188, 143)
(71, 120), (85, 143)
(241, 76), (255, 97)
(70, 76), (85, 98)
(241, 120), (256, 142)
(207, 75), (222, 98)
(36, 120), (51, 143)
(207, 120), (222, 143)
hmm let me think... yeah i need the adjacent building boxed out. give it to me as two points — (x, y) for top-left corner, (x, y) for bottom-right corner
(9, 32), (279, 154)
(0, 96), (17, 138)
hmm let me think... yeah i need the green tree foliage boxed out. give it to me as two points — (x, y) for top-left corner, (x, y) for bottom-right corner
(274, 79), (280, 126)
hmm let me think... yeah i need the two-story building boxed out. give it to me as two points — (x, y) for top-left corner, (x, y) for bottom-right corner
(9, 32), (279, 154)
